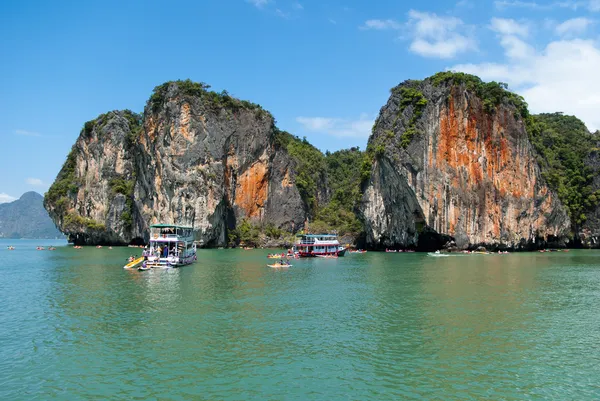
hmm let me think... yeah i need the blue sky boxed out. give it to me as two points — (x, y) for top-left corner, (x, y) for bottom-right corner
(2, 0), (600, 202)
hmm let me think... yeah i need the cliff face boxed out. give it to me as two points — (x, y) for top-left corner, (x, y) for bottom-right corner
(359, 74), (571, 250)
(45, 81), (307, 245)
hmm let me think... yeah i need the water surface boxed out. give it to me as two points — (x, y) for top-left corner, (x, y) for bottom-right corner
(1, 239), (600, 399)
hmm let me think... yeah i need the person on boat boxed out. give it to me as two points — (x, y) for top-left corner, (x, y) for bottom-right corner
(163, 246), (169, 258)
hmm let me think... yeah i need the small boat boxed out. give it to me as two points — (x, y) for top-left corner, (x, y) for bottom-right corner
(293, 234), (347, 257)
(268, 263), (292, 268)
(349, 249), (367, 254)
(138, 264), (151, 271)
(36, 247), (45, 250)
(144, 224), (197, 268)
(315, 254), (338, 258)
(7, 246), (15, 250)
(124, 256), (145, 269)
(267, 253), (286, 259)
(428, 251), (449, 257)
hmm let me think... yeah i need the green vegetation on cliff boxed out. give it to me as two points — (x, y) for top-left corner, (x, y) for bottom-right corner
(394, 85), (428, 148)
(45, 147), (79, 212)
(63, 213), (105, 231)
(109, 177), (135, 229)
(83, 110), (142, 139)
(312, 148), (364, 235)
(274, 129), (327, 214)
(527, 112), (600, 226)
(431, 71), (529, 118)
(273, 129), (364, 236)
(228, 219), (295, 248)
(149, 79), (270, 119)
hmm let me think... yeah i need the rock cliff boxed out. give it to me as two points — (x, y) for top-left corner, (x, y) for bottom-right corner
(44, 81), (308, 246)
(359, 73), (571, 250)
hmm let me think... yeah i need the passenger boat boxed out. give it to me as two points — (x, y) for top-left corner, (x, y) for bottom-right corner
(293, 234), (347, 258)
(143, 224), (197, 268)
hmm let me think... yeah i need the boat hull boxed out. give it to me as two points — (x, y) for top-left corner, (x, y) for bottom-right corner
(145, 253), (197, 268)
(298, 248), (346, 258)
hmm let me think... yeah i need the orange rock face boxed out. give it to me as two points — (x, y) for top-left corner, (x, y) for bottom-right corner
(361, 82), (570, 249)
(233, 160), (268, 218)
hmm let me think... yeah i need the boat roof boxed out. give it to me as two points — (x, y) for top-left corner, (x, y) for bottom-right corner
(150, 224), (193, 229)
(297, 234), (338, 237)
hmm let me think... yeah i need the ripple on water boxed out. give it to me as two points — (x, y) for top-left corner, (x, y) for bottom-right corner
(2, 246), (600, 399)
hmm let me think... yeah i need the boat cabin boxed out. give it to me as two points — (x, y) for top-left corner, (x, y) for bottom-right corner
(294, 234), (344, 257)
(145, 224), (197, 267)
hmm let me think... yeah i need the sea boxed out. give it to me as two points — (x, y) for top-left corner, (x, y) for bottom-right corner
(1, 239), (600, 400)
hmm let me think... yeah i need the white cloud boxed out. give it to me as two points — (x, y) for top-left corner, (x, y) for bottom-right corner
(360, 19), (401, 30)
(490, 17), (529, 36)
(495, 0), (548, 9)
(452, 20), (600, 132)
(329, 18), (337, 25)
(0, 193), (17, 204)
(247, 0), (269, 8)
(26, 178), (44, 186)
(495, 0), (600, 11)
(555, 17), (593, 36)
(293, 2), (303, 10)
(296, 114), (375, 138)
(406, 10), (476, 58)
(499, 35), (536, 59)
(15, 129), (41, 137)
(489, 18), (535, 60)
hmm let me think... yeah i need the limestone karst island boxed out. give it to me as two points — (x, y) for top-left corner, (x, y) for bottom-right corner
(44, 72), (600, 251)
(5, 1), (600, 399)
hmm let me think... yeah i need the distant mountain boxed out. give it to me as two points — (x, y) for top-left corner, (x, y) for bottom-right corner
(0, 192), (63, 239)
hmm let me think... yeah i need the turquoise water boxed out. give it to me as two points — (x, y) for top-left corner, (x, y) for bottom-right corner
(1, 239), (600, 400)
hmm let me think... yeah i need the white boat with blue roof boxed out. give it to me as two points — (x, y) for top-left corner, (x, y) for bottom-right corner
(141, 224), (197, 269)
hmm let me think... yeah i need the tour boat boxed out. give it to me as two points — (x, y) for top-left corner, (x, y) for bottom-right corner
(143, 224), (197, 268)
(293, 234), (347, 258)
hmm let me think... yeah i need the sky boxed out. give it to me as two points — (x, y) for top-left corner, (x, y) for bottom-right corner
(1, 0), (600, 202)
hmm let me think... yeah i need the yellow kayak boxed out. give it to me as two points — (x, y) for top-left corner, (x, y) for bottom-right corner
(123, 256), (144, 269)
